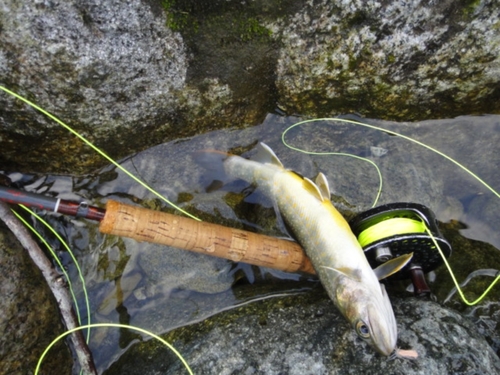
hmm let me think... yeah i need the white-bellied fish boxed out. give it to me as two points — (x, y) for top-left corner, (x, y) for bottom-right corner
(199, 143), (413, 356)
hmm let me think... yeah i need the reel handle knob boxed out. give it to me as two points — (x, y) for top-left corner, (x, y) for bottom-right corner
(409, 265), (431, 296)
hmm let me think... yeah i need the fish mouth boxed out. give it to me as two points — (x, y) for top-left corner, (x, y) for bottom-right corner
(376, 342), (396, 357)
(366, 333), (396, 356)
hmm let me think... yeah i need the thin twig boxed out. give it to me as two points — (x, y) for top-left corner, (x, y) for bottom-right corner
(0, 201), (97, 375)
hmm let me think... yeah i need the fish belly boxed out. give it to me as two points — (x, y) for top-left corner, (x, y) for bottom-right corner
(273, 173), (366, 273)
(224, 156), (368, 276)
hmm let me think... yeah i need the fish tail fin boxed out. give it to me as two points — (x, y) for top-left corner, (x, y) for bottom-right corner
(192, 149), (232, 192)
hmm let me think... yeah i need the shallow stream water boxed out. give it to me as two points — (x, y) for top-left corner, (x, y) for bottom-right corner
(7, 113), (500, 372)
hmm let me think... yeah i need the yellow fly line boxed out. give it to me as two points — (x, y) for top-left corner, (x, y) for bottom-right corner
(2, 85), (500, 372)
(357, 218), (427, 248)
(282, 117), (500, 306)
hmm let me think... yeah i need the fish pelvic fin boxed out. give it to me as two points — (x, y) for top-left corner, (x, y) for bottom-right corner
(319, 265), (362, 282)
(253, 143), (284, 168)
(373, 252), (413, 280)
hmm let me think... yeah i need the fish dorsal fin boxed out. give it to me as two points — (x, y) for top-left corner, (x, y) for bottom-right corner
(303, 177), (324, 201)
(315, 172), (331, 201)
(254, 143), (283, 167)
(320, 265), (362, 282)
(373, 253), (413, 280)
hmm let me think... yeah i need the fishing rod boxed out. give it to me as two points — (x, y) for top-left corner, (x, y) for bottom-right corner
(0, 186), (106, 221)
(0, 185), (315, 274)
(0, 185), (452, 295)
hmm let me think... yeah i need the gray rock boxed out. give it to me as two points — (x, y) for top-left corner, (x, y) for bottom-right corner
(0, 0), (275, 174)
(2, 1), (500, 174)
(0, 222), (72, 374)
(104, 291), (500, 375)
(0, 0), (244, 174)
(132, 238), (235, 294)
(273, 0), (500, 120)
(464, 301), (500, 358)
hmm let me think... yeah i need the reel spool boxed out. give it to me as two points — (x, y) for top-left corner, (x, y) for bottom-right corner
(349, 203), (452, 294)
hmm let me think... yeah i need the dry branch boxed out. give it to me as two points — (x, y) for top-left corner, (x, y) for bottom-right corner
(0, 201), (97, 375)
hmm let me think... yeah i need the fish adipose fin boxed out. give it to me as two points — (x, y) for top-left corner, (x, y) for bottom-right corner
(303, 177), (325, 201)
(253, 143), (284, 167)
(373, 253), (413, 280)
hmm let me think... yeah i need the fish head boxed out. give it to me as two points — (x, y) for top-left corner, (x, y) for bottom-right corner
(334, 274), (397, 356)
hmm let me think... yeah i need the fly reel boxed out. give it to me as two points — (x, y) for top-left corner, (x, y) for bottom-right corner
(349, 202), (452, 295)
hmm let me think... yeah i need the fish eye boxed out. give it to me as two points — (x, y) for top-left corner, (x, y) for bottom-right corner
(355, 320), (370, 339)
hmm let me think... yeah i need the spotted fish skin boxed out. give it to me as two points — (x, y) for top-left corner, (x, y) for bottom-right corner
(220, 143), (404, 356)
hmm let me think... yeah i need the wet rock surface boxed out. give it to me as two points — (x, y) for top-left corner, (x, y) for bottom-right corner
(104, 291), (500, 375)
(0, 222), (72, 374)
(2, 0), (500, 173)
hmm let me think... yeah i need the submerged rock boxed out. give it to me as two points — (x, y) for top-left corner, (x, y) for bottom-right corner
(0, 222), (72, 374)
(104, 290), (500, 375)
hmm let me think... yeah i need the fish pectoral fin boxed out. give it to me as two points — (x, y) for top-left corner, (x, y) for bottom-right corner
(373, 252), (413, 280)
(315, 172), (331, 200)
(320, 265), (362, 282)
(272, 200), (296, 240)
(303, 177), (325, 201)
(253, 143), (284, 168)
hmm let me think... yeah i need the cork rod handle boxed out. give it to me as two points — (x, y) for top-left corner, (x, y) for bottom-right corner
(99, 200), (315, 275)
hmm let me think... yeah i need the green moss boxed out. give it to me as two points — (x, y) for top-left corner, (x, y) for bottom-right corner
(237, 17), (272, 41)
(348, 55), (358, 70)
(176, 192), (194, 204)
(161, 0), (198, 32)
(461, 0), (482, 15)
(97, 237), (130, 280)
(161, 0), (271, 40)
(345, 10), (367, 28)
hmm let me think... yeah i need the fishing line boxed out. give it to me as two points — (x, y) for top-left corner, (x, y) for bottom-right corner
(11, 208), (91, 334)
(13, 204), (192, 374)
(34, 323), (193, 375)
(0, 85), (201, 222)
(282, 117), (500, 305)
(426, 226), (500, 306)
(282, 117), (500, 200)
(15, 204), (92, 341)
(280, 137), (382, 208)
(357, 218), (426, 248)
(0, 85), (198, 371)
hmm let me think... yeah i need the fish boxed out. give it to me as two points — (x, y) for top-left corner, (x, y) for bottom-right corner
(199, 142), (413, 356)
